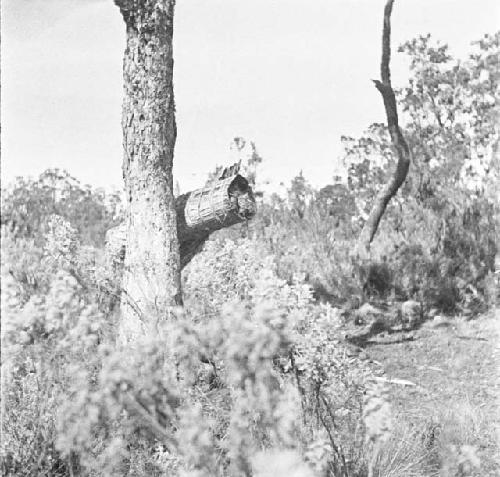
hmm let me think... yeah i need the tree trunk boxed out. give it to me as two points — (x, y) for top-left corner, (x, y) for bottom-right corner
(114, 0), (181, 341)
(357, 0), (411, 254)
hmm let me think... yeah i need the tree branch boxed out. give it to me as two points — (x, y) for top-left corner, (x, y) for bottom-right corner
(106, 175), (256, 270)
(380, 0), (393, 85)
(357, 0), (411, 253)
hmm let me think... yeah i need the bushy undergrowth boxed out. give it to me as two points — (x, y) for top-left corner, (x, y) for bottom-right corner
(369, 194), (497, 314)
(234, 182), (497, 315)
(2, 208), (493, 476)
(2, 224), (374, 476)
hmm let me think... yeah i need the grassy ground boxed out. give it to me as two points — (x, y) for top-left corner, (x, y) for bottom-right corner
(358, 308), (500, 476)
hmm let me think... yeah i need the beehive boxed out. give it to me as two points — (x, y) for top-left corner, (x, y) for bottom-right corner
(184, 174), (251, 229)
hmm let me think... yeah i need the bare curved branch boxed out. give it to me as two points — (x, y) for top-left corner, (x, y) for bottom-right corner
(357, 0), (411, 252)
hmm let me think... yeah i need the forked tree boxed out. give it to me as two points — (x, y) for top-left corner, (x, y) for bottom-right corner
(113, 0), (181, 340)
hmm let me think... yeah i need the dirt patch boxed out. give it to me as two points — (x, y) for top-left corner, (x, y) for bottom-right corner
(359, 308), (500, 476)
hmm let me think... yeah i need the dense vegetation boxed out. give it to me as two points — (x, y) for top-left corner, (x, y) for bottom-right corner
(1, 33), (498, 476)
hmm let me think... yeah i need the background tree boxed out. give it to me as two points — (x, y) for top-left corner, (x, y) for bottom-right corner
(113, 0), (181, 340)
(1, 169), (122, 247)
(398, 32), (499, 202)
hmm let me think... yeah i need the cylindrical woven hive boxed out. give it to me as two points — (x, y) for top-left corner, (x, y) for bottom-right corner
(184, 175), (245, 229)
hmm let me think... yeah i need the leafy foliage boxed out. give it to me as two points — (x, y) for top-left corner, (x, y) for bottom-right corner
(1, 169), (123, 247)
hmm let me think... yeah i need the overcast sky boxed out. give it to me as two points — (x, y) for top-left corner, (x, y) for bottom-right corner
(2, 0), (499, 192)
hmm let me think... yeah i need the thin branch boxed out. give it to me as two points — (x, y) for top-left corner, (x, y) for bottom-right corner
(122, 393), (176, 450)
(380, 0), (394, 85)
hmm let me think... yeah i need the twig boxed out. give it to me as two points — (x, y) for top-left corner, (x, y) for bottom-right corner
(122, 393), (176, 450)
(289, 349), (307, 426)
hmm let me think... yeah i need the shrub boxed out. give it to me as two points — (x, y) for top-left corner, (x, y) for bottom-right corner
(368, 194), (497, 313)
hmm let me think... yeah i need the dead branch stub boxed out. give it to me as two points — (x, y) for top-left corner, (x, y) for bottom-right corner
(106, 173), (256, 270)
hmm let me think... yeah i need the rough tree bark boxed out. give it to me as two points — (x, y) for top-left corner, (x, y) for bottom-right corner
(114, 0), (181, 340)
(357, 0), (411, 253)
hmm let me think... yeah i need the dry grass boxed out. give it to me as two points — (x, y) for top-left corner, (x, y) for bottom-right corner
(363, 308), (500, 477)
(371, 420), (438, 477)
